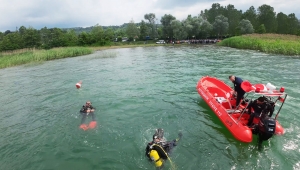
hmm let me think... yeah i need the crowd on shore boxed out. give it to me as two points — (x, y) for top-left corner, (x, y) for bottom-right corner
(165, 39), (221, 44)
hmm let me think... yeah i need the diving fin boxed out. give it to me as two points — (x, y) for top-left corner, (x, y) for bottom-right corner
(79, 124), (89, 131)
(88, 121), (97, 129)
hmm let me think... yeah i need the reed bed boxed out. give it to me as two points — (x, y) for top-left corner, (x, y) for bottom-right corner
(218, 34), (300, 56)
(0, 47), (93, 69)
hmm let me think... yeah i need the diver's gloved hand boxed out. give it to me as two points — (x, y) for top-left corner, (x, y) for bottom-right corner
(178, 132), (182, 139)
(175, 132), (183, 142)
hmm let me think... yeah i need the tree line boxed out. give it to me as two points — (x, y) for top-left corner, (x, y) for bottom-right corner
(0, 3), (299, 52)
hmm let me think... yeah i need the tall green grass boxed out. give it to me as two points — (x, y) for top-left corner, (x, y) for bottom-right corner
(0, 47), (93, 69)
(218, 34), (300, 56)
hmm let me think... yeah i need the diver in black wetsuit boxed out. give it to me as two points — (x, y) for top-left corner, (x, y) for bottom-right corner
(80, 101), (95, 124)
(145, 128), (182, 161)
(246, 96), (274, 127)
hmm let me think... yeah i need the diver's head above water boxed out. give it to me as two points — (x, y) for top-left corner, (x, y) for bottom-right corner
(152, 135), (160, 143)
(152, 128), (166, 143)
(85, 101), (92, 106)
(154, 128), (164, 139)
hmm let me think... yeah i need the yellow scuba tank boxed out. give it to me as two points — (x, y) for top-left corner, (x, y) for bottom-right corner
(150, 150), (163, 167)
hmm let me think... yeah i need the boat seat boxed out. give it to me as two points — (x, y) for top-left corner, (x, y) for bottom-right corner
(215, 97), (234, 109)
(226, 109), (241, 113)
(215, 97), (227, 103)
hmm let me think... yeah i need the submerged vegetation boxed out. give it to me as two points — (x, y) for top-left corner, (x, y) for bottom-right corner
(88, 52), (118, 60)
(0, 43), (167, 69)
(0, 47), (93, 69)
(218, 34), (300, 55)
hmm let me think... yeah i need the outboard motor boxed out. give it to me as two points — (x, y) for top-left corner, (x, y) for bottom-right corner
(258, 117), (276, 141)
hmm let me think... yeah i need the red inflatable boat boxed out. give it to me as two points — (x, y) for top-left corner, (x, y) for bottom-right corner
(196, 76), (286, 143)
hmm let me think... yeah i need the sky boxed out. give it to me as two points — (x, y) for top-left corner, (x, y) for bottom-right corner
(1, 0), (299, 32)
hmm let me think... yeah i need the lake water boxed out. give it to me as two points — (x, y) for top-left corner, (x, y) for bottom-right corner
(0, 45), (299, 170)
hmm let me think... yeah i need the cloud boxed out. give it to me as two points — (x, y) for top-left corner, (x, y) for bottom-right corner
(154, 0), (222, 9)
(0, 0), (299, 32)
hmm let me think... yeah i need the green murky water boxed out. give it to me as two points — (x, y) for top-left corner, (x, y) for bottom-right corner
(0, 45), (299, 170)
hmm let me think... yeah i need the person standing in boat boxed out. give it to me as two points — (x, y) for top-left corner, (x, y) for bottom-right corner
(229, 75), (246, 108)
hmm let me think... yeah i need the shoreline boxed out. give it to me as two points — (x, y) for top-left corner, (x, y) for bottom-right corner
(1, 34), (299, 69)
(89, 44), (161, 51)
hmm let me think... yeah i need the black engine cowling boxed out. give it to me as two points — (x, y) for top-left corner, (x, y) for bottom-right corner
(258, 117), (276, 141)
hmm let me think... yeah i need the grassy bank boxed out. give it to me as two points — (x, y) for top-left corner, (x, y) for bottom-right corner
(0, 47), (93, 69)
(218, 34), (300, 56)
(0, 42), (169, 69)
